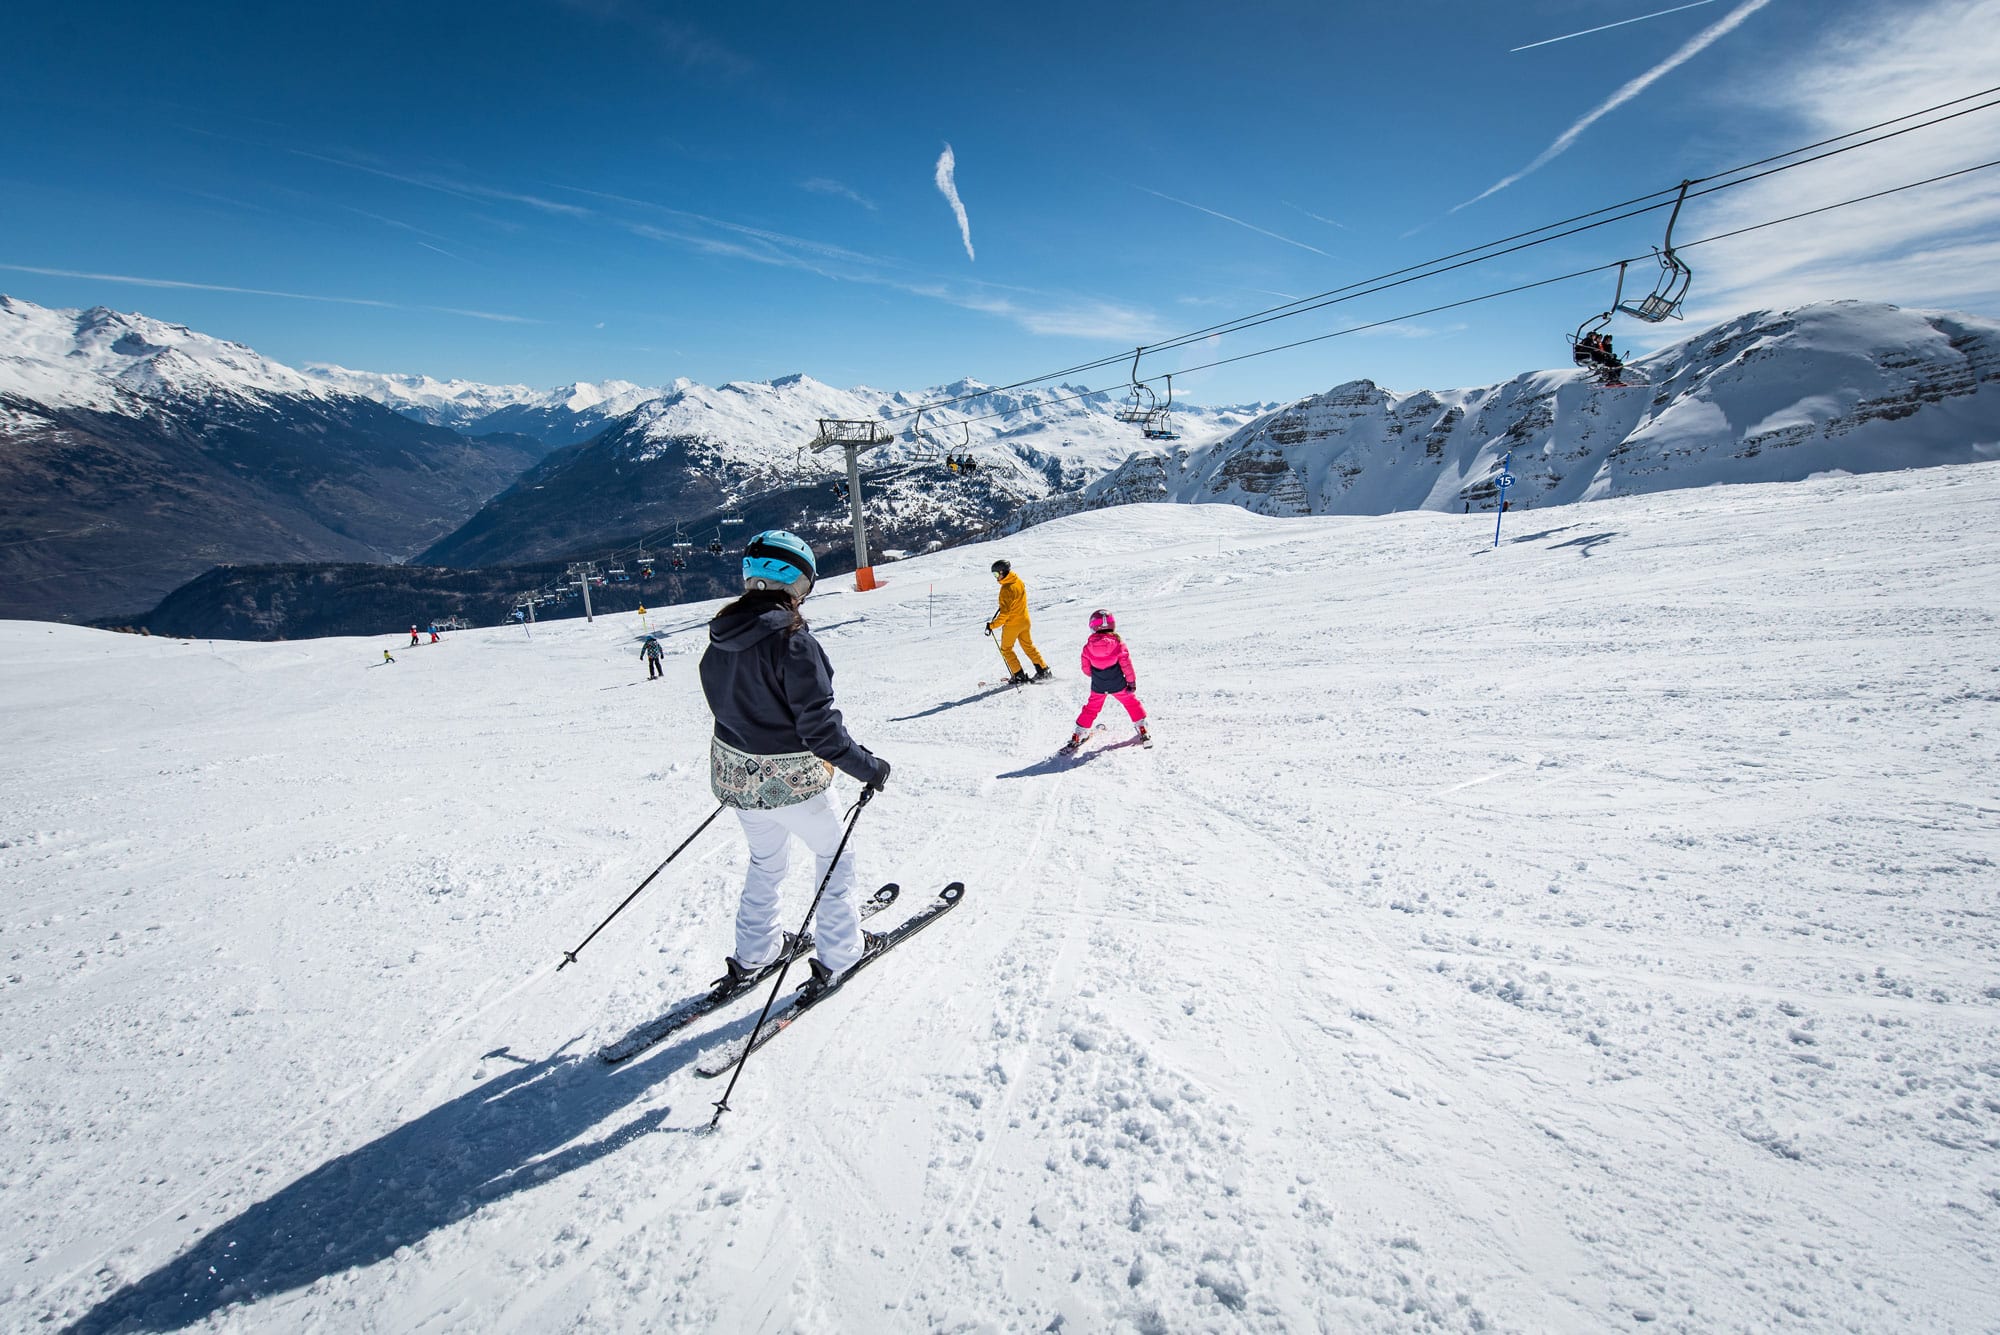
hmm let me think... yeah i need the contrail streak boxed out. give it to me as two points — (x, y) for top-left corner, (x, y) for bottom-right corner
(1457, 0), (1772, 211)
(1136, 187), (1334, 258)
(1511, 0), (1721, 53)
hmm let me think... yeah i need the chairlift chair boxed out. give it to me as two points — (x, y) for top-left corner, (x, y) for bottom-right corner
(1115, 347), (1157, 424)
(1616, 181), (1693, 323)
(1141, 373), (1182, 441)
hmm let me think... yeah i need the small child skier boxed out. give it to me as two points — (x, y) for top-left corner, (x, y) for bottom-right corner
(1063, 609), (1149, 752)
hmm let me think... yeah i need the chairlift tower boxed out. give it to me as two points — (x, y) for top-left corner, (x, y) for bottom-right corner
(807, 418), (894, 590)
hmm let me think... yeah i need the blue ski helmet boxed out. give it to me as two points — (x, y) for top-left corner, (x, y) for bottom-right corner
(742, 529), (816, 597)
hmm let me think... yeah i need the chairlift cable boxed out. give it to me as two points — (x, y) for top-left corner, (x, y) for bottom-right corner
(880, 86), (2000, 424)
(926, 156), (2000, 426)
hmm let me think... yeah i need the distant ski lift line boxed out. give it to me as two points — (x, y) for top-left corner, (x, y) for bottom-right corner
(1511, 0), (1720, 53)
(878, 85), (2000, 426)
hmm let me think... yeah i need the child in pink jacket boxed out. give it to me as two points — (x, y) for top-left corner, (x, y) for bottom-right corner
(1063, 609), (1150, 751)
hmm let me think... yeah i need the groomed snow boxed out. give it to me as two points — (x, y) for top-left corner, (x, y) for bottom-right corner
(5, 463), (1998, 1332)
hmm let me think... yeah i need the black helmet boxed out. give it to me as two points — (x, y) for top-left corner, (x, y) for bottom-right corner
(991, 559), (1010, 577)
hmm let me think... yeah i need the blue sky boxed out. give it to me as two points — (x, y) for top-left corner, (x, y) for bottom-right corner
(4, 0), (1996, 405)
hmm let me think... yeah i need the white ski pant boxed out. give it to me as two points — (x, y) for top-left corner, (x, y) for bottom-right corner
(733, 792), (863, 973)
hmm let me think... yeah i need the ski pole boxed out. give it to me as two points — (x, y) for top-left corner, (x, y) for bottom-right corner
(986, 623), (1011, 674)
(557, 803), (725, 970)
(709, 787), (872, 1129)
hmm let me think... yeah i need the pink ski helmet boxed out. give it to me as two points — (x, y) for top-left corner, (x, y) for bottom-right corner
(1088, 609), (1116, 632)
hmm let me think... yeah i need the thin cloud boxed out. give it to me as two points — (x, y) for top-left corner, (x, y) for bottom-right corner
(934, 144), (975, 261)
(0, 262), (537, 322)
(1681, 0), (2000, 323)
(554, 0), (755, 78)
(1283, 201), (1352, 232)
(1511, 0), (1721, 53)
(292, 150), (593, 218)
(801, 178), (877, 211)
(1455, 0), (1772, 212)
(1137, 187), (1334, 259)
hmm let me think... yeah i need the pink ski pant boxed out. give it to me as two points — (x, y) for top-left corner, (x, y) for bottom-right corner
(1076, 690), (1146, 728)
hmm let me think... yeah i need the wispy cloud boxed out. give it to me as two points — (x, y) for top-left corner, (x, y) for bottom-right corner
(293, 149), (594, 218)
(1511, 0), (1721, 53)
(1283, 201), (1351, 232)
(1455, 0), (1772, 211)
(553, 0), (755, 78)
(801, 177), (877, 211)
(1137, 187), (1334, 259)
(300, 152), (1152, 342)
(934, 144), (975, 262)
(0, 262), (536, 322)
(1682, 0), (2000, 322)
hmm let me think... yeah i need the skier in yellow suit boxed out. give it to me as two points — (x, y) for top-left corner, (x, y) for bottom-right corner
(985, 559), (1052, 684)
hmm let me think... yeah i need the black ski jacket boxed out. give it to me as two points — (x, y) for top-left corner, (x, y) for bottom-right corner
(699, 604), (882, 784)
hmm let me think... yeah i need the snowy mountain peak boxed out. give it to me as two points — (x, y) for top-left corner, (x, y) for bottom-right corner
(1, 295), (328, 410)
(1088, 300), (2000, 520)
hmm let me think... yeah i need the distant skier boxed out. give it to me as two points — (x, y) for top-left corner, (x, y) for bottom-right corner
(382, 649), (396, 664)
(409, 625), (420, 647)
(985, 559), (1051, 685)
(700, 530), (893, 995)
(428, 623), (440, 643)
(641, 634), (664, 680)
(1062, 609), (1149, 752)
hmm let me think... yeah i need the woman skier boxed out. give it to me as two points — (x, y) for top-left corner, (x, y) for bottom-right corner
(698, 530), (893, 995)
(1062, 609), (1150, 752)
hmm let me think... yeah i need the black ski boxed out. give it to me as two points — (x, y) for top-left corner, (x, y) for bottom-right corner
(695, 881), (966, 1077)
(598, 884), (901, 1065)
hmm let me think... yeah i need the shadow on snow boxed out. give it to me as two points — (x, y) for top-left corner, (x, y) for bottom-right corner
(60, 1006), (776, 1333)
(887, 685), (1014, 722)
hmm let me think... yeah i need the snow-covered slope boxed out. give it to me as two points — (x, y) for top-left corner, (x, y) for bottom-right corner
(7, 462), (1998, 1332)
(414, 374), (1275, 572)
(0, 295), (336, 411)
(555, 373), (1268, 491)
(302, 366), (663, 444)
(1090, 301), (2000, 518)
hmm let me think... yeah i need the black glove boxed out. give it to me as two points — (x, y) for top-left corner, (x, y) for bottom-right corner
(868, 758), (892, 792)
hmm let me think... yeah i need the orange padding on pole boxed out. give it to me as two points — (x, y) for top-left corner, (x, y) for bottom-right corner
(854, 566), (878, 591)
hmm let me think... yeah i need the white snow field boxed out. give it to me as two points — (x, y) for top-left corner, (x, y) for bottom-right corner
(6, 464), (1999, 1334)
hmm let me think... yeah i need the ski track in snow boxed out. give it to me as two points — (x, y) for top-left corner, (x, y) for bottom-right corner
(5, 463), (2000, 1332)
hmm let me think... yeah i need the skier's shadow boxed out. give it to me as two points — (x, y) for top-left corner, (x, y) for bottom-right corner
(1547, 530), (1619, 557)
(58, 1014), (763, 1333)
(888, 686), (1012, 722)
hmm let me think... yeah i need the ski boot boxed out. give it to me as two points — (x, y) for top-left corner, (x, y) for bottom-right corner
(1059, 727), (1090, 755)
(1136, 722), (1153, 748)
(801, 931), (887, 999)
(1007, 669), (1031, 686)
(1030, 664), (1054, 683)
(713, 930), (812, 992)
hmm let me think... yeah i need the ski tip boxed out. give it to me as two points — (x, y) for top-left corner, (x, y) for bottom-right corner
(872, 882), (901, 907)
(940, 881), (966, 905)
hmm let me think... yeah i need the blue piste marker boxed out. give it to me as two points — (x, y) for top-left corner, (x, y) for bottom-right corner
(1493, 451), (1515, 548)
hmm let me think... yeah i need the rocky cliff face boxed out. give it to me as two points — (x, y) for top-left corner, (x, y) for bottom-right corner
(1084, 302), (2000, 519)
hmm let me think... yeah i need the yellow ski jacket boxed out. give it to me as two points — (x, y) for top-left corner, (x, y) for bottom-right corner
(987, 571), (1029, 630)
